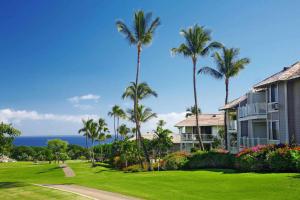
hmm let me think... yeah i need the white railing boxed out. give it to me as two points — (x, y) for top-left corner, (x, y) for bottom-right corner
(238, 103), (267, 118)
(181, 133), (214, 142)
(239, 137), (280, 148)
(228, 120), (237, 131)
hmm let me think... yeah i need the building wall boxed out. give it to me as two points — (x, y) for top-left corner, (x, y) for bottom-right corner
(287, 79), (300, 144)
(278, 82), (288, 143)
(252, 121), (267, 138)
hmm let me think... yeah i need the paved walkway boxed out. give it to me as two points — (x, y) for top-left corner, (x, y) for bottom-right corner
(39, 184), (141, 200)
(60, 163), (75, 177)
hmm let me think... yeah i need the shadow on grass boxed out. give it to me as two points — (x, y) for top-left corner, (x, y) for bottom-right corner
(289, 174), (300, 179)
(0, 182), (28, 189)
(37, 166), (61, 174)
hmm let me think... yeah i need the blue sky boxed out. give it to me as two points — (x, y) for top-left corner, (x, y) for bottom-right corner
(1, 0), (300, 135)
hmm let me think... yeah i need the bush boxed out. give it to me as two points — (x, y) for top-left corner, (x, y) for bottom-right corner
(123, 164), (145, 173)
(162, 151), (190, 170)
(266, 148), (300, 172)
(186, 150), (235, 169)
(236, 144), (300, 172)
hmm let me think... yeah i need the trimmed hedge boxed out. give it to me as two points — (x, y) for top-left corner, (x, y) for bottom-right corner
(186, 150), (235, 169)
(162, 151), (190, 170)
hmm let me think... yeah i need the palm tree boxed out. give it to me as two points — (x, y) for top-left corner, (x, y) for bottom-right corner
(78, 119), (93, 160)
(117, 11), (160, 171)
(185, 105), (202, 118)
(96, 118), (110, 161)
(127, 105), (157, 125)
(198, 47), (250, 149)
(122, 82), (157, 170)
(118, 124), (130, 139)
(116, 108), (126, 140)
(88, 121), (99, 165)
(172, 25), (222, 150)
(108, 105), (124, 140)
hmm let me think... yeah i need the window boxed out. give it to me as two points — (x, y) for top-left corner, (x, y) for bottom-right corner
(269, 121), (279, 140)
(269, 84), (278, 103)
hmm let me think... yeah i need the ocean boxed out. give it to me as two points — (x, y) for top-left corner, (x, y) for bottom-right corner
(13, 136), (114, 147)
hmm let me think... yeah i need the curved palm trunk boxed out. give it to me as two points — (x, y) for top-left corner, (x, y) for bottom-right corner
(134, 44), (152, 171)
(224, 78), (229, 149)
(193, 59), (204, 150)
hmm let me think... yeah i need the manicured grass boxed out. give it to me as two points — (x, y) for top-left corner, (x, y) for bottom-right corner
(1, 161), (300, 200)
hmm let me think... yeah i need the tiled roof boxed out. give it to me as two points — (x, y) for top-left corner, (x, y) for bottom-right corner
(175, 114), (224, 127)
(254, 61), (300, 88)
(219, 95), (247, 110)
(129, 133), (181, 143)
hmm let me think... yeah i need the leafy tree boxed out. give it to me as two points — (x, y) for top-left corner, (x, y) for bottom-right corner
(185, 105), (202, 118)
(67, 144), (88, 160)
(198, 47), (249, 149)
(47, 139), (68, 163)
(0, 122), (21, 156)
(117, 10), (160, 171)
(172, 25), (221, 150)
(118, 124), (130, 139)
(122, 82), (157, 170)
(152, 120), (173, 170)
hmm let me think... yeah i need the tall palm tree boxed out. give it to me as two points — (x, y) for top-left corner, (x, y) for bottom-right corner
(117, 11), (160, 171)
(198, 47), (250, 149)
(108, 105), (124, 140)
(116, 108), (126, 140)
(122, 82), (157, 170)
(185, 105), (202, 118)
(127, 105), (157, 125)
(78, 119), (93, 160)
(172, 25), (222, 150)
(96, 118), (110, 161)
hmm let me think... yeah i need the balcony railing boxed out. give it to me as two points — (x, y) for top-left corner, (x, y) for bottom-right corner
(239, 137), (280, 148)
(181, 133), (214, 142)
(228, 120), (237, 131)
(238, 103), (267, 118)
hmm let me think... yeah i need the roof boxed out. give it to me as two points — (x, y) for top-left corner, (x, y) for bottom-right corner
(129, 133), (181, 143)
(254, 61), (300, 88)
(219, 95), (247, 110)
(175, 114), (224, 127)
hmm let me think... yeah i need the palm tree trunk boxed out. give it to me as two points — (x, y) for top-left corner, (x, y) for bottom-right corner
(117, 117), (120, 140)
(113, 116), (116, 141)
(224, 78), (229, 149)
(134, 44), (152, 171)
(91, 139), (95, 166)
(193, 59), (204, 150)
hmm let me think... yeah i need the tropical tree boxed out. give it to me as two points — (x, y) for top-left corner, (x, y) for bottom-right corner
(127, 105), (157, 125)
(118, 124), (130, 139)
(108, 105), (125, 140)
(0, 122), (21, 156)
(122, 82), (157, 170)
(96, 118), (111, 161)
(152, 120), (173, 171)
(185, 105), (202, 118)
(116, 10), (160, 171)
(198, 47), (250, 149)
(171, 25), (222, 150)
(47, 139), (68, 163)
(78, 119), (93, 160)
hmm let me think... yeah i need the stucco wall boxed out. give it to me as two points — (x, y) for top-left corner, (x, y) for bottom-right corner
(288, 79), (300, 144)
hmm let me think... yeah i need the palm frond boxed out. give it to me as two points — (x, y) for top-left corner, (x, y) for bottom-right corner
(116, 20), (137, 44)
(198, 66), (223, 79)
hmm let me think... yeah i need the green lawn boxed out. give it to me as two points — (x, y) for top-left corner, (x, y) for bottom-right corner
(1, 161), (300, 200)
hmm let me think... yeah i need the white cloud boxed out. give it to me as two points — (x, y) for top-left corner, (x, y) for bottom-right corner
(68, 94), (100, 103)
(0, 108), (98, 124)
(68, 94), (100, 110)
(141, 112), (186, 133)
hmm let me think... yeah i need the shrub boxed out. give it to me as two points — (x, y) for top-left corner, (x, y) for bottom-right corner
(186, 150), (235, 169)
(123, 164), (145, 173)
(162, 151), (190, 170)
(266, 148), (300, 172)
(236, 144), (300, 172)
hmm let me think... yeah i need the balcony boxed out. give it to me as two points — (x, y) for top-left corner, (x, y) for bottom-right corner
(238, 103), (267, 119)
(228, 120), (237, 132)
(239, 137), (280, 149)
(181, 133), (214, 142)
